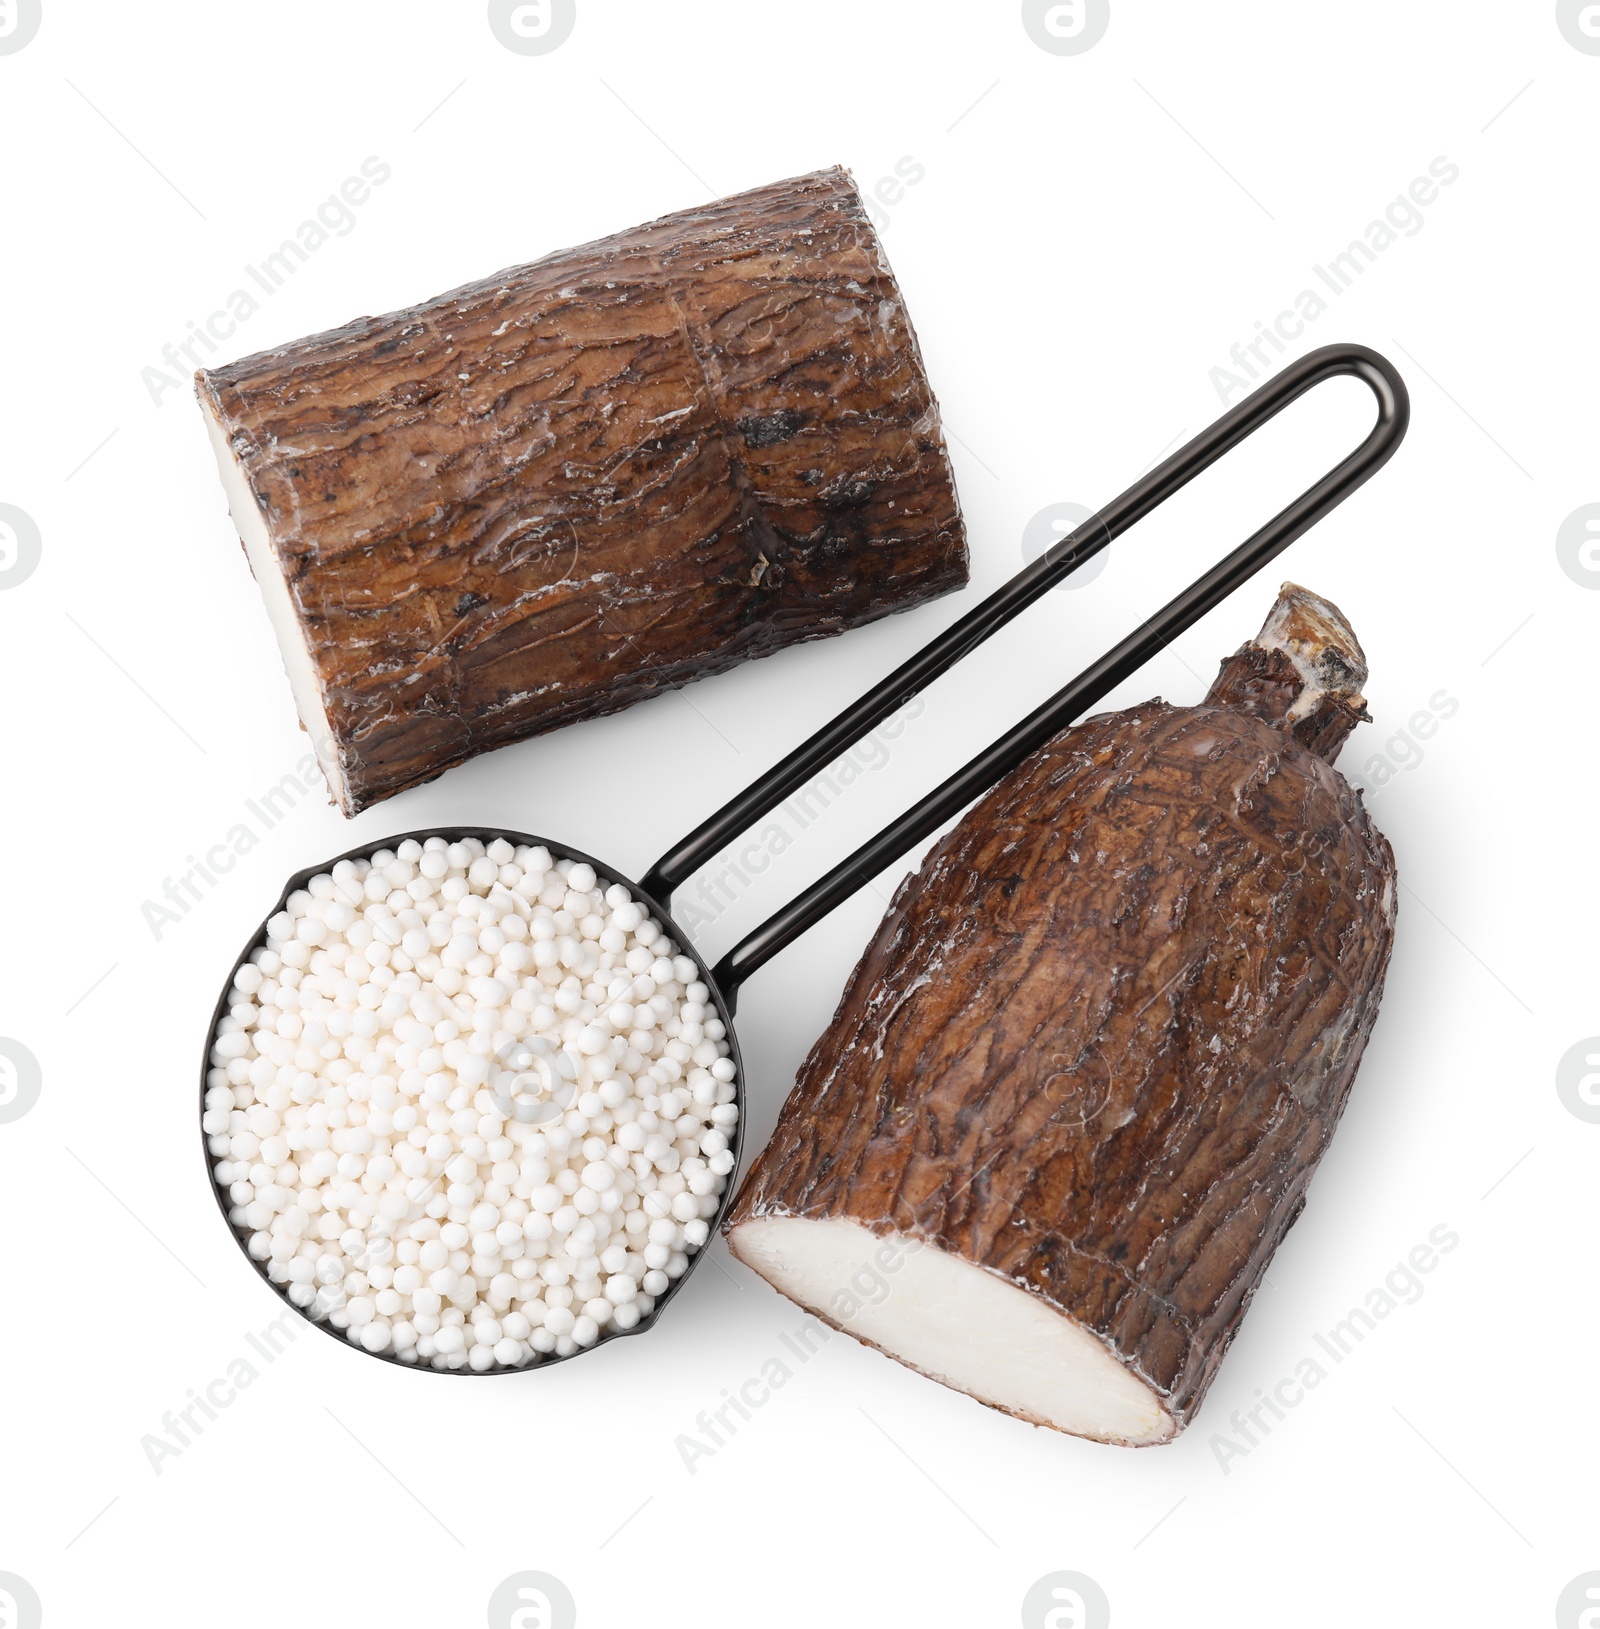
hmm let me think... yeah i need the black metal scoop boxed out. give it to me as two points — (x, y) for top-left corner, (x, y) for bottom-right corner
(202, 342), (1410, 1373)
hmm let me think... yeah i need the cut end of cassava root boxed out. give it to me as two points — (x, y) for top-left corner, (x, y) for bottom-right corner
(1257, 580), (1369, 702)
(200, 402), (346, 809)
(1205, 581), (1372, 762)
(731, 1217), (1175, 1445)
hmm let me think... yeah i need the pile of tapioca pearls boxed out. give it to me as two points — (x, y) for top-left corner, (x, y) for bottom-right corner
(204, 836), (739, 1370)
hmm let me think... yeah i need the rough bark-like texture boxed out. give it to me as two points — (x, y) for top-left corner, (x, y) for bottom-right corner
(197, 166), (967, 815)
(727, 585), (1396, 1441)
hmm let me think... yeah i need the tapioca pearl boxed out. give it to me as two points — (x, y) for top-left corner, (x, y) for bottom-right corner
(212, 844), (737, 1370)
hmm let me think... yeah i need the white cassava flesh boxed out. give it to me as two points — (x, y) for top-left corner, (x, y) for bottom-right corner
(201, 404), (345, 807)
(731, 1216), (1175, 1446)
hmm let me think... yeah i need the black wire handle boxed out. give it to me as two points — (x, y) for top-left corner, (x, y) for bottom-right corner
(643, 342), (1409, 1011)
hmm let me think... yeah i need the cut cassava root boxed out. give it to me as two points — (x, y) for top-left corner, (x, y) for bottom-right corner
(197, 167), (967, 815)
(726, 584), (1397, 1446)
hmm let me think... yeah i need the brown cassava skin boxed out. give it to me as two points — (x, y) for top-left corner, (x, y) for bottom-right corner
(197, 167), (967, 814)
(727, 636), (1396, 1442)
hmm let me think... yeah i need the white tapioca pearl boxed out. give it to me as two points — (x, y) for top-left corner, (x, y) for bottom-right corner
(211, 843), (738, 1369)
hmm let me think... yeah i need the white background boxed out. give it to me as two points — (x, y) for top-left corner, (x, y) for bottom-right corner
(0, 3), (1591, 1625)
